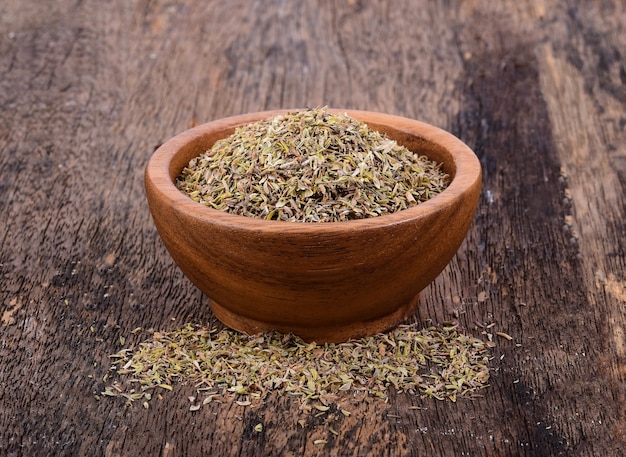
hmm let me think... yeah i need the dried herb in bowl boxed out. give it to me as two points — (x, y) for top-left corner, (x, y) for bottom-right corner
(176, 107), (449, 222)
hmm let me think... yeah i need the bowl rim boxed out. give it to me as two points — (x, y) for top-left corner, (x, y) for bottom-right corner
(145, 109), (482, 232)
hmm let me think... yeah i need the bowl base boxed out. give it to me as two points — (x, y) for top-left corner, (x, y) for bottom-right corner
(209, 294), (421, 343)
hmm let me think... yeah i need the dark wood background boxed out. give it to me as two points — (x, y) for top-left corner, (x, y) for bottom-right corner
(1, 1), (625, 455)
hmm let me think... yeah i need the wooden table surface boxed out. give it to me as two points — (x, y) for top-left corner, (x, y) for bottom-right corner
(1, 1), (625, 456)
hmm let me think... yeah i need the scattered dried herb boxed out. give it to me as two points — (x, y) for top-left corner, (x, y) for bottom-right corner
(176, 107), (449, 222)
(101, 323), (490, 413)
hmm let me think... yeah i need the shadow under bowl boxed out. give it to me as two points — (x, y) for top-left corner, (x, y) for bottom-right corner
(144, 109), (482, 342)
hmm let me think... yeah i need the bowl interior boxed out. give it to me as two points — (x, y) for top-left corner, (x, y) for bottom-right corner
(159, 110), (471, 230)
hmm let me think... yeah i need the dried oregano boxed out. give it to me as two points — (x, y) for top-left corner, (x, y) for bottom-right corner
(101, 323), (491, 412)
(176, 107), (449, 222)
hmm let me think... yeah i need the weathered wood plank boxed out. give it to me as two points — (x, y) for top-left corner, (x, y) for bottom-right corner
(1, 0), (624, 456)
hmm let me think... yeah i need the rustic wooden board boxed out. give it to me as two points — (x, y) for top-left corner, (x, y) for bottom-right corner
(1, 0), (624, 455)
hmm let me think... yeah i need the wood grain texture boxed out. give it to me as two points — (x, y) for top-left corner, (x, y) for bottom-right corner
(1, 0), (625, 455)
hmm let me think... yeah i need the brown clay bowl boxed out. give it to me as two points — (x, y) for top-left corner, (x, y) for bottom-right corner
(144, 110), (482, 342)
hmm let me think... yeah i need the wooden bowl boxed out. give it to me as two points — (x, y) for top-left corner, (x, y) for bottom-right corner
(144, 110), (482, 342)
